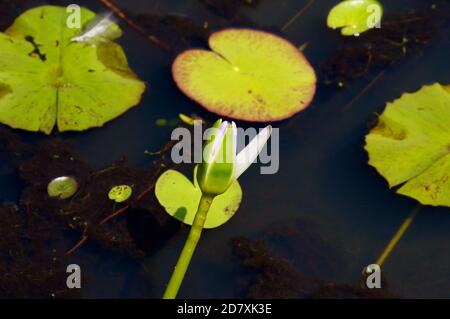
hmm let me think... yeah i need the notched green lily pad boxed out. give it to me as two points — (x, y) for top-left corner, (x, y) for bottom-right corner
(0, 5), (145, 134)
(47, 176), (78, 199)
(365, 84), (450, 207)
(327, 0), (383, 36)
(155, 168), (242, 229)
(172, 28), (316, 122)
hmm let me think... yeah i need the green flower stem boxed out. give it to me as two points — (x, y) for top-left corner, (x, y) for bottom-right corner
(163, 193), (215, 299)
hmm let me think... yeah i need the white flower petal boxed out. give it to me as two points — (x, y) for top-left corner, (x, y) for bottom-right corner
(234, 125), (272, 179)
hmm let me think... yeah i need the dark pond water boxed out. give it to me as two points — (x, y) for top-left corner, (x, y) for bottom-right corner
(0, 0), (449, 298)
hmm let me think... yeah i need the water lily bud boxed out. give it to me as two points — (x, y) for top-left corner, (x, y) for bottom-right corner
(197, 120), (236, 195)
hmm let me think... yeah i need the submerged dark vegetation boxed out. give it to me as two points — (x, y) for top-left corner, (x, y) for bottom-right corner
(0, 126), (395, 298)
(0, 0), (448, 298)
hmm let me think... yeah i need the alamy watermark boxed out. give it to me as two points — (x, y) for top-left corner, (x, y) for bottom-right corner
(366, 3), (382, 30)
(66, 4), (81, 29)
(66, 264), (81, 289)
(364, 264), (381, 289)
(170, 121), (279, 175)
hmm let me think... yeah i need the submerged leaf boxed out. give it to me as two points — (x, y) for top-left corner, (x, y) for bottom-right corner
(0, 6), (145, 134)
(172, 28), (316, 122)
(365, 84), (450, 207)
(155, 168), (242, 228)
(327, 0), (383, 36)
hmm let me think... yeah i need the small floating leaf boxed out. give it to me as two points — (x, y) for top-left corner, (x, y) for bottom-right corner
(108, 185), (133, 203)
(178, 113), (196, 125)
(327, 0), (383, 36)
(47, 176), (78, 199)
(365, 84), (450, 207)
(155, 168), (242, 228)
(0, 6), (145, 134)
(172, 28), (316, 122)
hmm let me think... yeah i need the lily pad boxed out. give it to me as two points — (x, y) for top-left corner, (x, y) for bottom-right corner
(155, 168), (242, 229)
(172, 28), (316, 122)
(47, 176), (78, 199)
(365, 84), (450, 207)
(327, 0), (383, 36)
(108, 185), (133, 203)
(0, 6), (145, 134)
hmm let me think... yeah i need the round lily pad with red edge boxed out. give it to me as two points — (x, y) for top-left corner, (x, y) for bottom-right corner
(172, 28), (317, 122)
